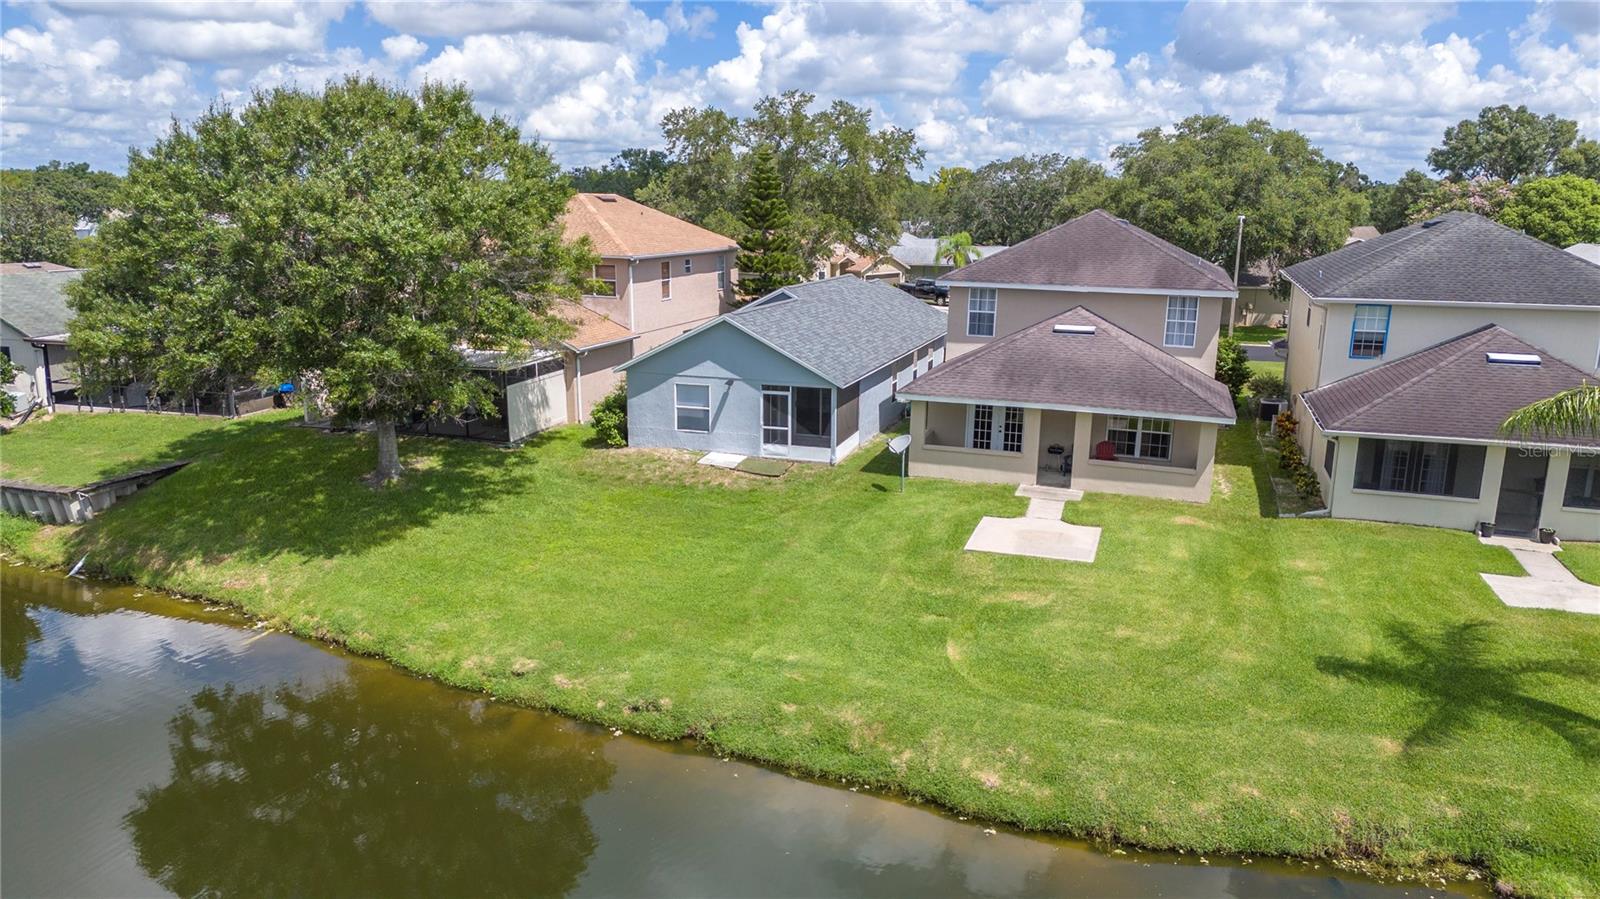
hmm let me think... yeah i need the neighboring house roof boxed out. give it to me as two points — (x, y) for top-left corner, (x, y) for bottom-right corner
(900, 306), (1236, 424)
(0, 261), (75, 274)
(1345, 225), (1380, 244)
(563, 193), (738, 258)
(618, 276), (946, 387)
(1300, 324), (1600, 450)
(1238, 259), (1274, 289)
(1283, 211), (1600, 307)
(552, 299), (633, 350)
(1567, 243), (1600, 265)
(459, 346), (561, 371)
(888, 232), (1009, 270)
(0, 268), (82, 340)
(940, 210), (1237, 296)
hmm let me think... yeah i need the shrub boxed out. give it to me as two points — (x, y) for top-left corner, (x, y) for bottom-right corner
(1248, 370), (1285, 399)
(1273, 410), (1297, 440)
(589, 380), (628, 447)
(1292, 465), (1322, 498)
(1214, 336), (1251, 402)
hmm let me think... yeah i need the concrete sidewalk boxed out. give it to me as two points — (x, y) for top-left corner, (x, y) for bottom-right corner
(1479, 537), (1600, 615)
(963, 485), (1100, 563)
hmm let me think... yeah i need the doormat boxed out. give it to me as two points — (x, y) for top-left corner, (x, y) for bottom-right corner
(736, 457), (791, 477)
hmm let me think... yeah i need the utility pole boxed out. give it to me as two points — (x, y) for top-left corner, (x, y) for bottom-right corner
(1229, 214), (1245, 338)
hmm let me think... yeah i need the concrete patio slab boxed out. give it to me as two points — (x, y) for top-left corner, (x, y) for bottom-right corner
(697, 452), (745, 469)
(1477, 534), (1562, 554)
(965, 516), (1101, 562)
(1479, 544), (1600, 615)
(1016, 484), (1084, 502)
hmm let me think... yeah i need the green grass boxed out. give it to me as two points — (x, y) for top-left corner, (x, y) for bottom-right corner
(1247, 360), (1285, 383)
(3, 413), (1597, 897)
(0, 412), (247, 485)
(1560, 543), (1600, 585)
(1233, 325), (1287, 344)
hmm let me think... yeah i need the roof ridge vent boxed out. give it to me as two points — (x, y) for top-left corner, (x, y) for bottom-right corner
(1053, 323), (1096, 335)
(1421, 217), (1446, 228)
(21, 261), (42, 268)
(1485, 352), (1540, 365)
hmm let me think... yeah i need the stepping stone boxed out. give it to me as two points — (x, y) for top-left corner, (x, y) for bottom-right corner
(697, 452), (745, 469)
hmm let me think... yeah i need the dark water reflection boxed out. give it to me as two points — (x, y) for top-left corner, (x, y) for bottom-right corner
(1, 565), (1478, 898)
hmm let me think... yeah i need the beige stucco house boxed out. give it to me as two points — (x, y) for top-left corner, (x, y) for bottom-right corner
(557, 192), (739, 422)
(1283, 212), (1600, 539)
(904, 211), (1240, 501)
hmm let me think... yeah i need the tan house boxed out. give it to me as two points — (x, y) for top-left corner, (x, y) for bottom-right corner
(1283, 212), (1600, 538)
(815, 244), (907, 282)
(905, 211), (1241, 501)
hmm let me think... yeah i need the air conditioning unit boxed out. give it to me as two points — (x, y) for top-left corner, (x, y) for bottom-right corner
(1258, 398), (1286, 421)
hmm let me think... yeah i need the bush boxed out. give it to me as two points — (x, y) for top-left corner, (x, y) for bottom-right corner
(589, 380), (628, 447)
(1248, 370), (1285, 399)
(1273, 410), (1297, 440)
(1214, 336), (1251, 402)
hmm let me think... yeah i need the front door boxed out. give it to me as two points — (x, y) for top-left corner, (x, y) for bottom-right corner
(1495, 449), (1548, 537)
(761, 387), (790, 455)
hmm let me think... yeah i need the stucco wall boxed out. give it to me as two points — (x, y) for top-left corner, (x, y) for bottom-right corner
(630, 251), (735, 353)
(1313, 302), (1600, 384)
(1542, 452), (1600, 540)
(1, 321), (46, 402)
(565, 340), (634, 422)
(1232, 286), (1289, 327)
(946, 286), (1224, 373)
(909, 401), (1041, 483)
(625, 320), (830, 457)
(1068, 413), (1217, 502)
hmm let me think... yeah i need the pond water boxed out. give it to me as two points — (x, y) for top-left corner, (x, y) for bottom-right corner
(1, 564), (1477, 898)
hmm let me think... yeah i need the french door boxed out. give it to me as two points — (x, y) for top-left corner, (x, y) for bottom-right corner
(761, 386), (790, 453)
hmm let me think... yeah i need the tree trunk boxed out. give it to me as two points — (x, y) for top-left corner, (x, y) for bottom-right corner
(374, 419), (402, 484)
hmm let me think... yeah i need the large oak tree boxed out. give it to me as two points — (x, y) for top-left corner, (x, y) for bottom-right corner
(70, 78), (592, 483)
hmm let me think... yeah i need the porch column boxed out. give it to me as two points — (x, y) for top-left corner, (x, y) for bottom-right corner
(1069, 412), (1094, 475)
(1538, 451), (1573, 535)
(1475, 445), (1507, 530)
(1022, 408), (1042, 482)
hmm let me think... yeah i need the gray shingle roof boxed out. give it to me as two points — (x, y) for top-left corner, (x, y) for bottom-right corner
(901, 306), (1236, 422)
(0, 269), (81, 340)
(723, 276), (948, 386)
(940, 210), (1236, 294)
(1301, 324), (1600, 449)
(1284, 211), (1600, 306)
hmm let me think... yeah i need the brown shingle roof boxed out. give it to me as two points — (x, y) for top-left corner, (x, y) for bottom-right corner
(552, 299), (633, 350)
(563, 193), (737, 258)
(941, 209), (1236, 294)
(1301, 325), (1600, 449)
(0, 261), (76, 274)
(901, 307), (1236, 422)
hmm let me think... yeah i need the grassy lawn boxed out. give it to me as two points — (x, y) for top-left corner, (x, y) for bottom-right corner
(1233, 325), (1287, 344)
(0, 411), (241, 485)
(1560, 542), (1600, 585)
(1247, 359), (1285, 384)
(3, 413), (1597, 896)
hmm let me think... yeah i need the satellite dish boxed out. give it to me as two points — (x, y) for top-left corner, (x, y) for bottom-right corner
(888, 434), (912, 454)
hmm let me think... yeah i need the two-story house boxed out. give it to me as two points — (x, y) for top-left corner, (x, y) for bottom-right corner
(1283, 212), (1600, 539)
(560, 192), (739, 421)
(900, 210), (1238, 502)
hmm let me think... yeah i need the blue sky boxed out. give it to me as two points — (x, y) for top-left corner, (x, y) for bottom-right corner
(2, 1), (1596, 181)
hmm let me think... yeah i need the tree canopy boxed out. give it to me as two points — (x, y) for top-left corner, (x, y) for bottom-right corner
(640, 91), (923, 262)
(70, 78), (591, 483)
(1428, 105), (1583, 183)
(1498, 175), (1600, 247)
(734, 144), (807, 301)
(920, 154), (1109, 246)
(0, 183), (75, 264)
(567, 148), (671, 199)
(1103, 116), (1368, 281)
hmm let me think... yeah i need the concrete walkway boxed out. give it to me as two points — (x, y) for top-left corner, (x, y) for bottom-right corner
(1478, 537), (1600, 615)
(964, 485), (1100, 563)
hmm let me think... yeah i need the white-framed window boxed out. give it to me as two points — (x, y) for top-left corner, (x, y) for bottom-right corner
(683, 257), (693, 275)
(716, 254), (727, 290)
(1349, 304), (1390, 358)
(967, 403), (1023, 452)
(660, 260), (672, 300)
(967, 288), (997, 337)
(1563, 453), (1599, 509)
(674, 382), (710, 432)
(592, 263), (617, 297)
(1164, 296), (1199, 348)
(1106, 416), (1172, 461)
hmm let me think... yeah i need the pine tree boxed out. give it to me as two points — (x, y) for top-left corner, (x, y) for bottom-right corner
(734, 144), (806, 302)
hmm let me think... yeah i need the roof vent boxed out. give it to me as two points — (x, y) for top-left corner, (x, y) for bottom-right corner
(1421, 217), (1446, 228)
(1486, 352), (1541, 365)
(21, 262), (41, 269)
(1053, 324), (1096, 335)
(597, 194), (618, 202)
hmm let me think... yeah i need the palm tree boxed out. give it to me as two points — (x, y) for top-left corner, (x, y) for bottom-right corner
(936, 232), (982, 268)
(1501, 382), (1600, 440)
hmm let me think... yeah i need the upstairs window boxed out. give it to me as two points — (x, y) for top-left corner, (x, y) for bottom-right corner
(660, 260), (672, 300)
(967, 288), (997, 337)
(1164, 296), (1199, 348)
(683, 257), (693, 274)
(1349, 304), (1390, 358)
(592, 264), (617, 297)
(716, 254), (727, 290)
(1107, 417), (1173, 461)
